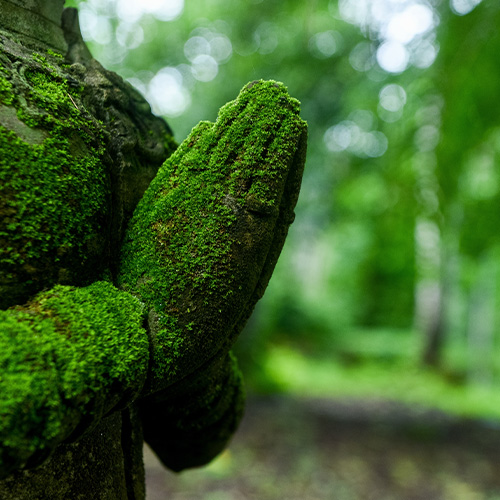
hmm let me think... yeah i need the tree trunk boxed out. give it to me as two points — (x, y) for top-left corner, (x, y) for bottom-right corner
(420, 281), (445, 368)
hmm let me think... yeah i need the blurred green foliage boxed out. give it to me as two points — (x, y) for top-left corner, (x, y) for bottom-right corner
(66, 0), (500, 412)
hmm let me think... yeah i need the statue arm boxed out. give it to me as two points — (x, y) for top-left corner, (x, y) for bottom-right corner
(0, 281), (149, 478)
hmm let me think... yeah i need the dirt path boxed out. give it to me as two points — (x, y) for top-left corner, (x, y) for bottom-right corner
(145, 396), (500, 499)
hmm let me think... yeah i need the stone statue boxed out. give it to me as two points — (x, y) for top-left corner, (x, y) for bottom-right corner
(0, 1), (307, 498)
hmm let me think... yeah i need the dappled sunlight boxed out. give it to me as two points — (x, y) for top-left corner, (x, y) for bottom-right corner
(146, 66), (191, 117)
(378, 83), (407, 122)
(184, 32), (232, 65)
(308, 30), (343, 59)
(384, 4), (434, 44)
(348, 41), (375, 72)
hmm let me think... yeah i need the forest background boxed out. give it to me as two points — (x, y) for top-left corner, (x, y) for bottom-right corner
(65, 0), (500, 419)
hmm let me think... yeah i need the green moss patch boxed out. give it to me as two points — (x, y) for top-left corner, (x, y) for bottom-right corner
(0, 281), (148, 474)
(0, 50), (109, 307)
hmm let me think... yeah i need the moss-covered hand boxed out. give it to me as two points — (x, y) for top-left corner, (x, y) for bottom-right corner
(120, 80), (307, 470)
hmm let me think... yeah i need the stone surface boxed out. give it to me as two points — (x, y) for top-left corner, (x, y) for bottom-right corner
(0, 0), (67, 53)
(0, 409), (145, 500)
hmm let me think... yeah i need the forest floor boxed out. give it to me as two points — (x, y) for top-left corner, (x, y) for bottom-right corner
(144, 395), (500, 500)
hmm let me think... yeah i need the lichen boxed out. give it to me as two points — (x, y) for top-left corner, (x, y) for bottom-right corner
(0, 281), (149, 475)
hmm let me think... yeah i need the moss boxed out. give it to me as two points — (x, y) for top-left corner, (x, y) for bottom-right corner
(0, 64), (13, 106)
(0, 48), (110, 308)
(47, 49), (64, 59)
(0, 127), (105, 259)
(0, 281), (148, 475)
(119, 80), (307, 390)
(0, 78), (13, 106)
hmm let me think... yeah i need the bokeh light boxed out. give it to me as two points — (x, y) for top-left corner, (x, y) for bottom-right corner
(146, 67), (191, 117)
(450, 0), (483, 16)
(339, 0), (439, 74)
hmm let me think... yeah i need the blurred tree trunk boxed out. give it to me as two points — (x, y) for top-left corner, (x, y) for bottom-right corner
(421, 285), (444, 367)
(419, 233), (456, 369)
